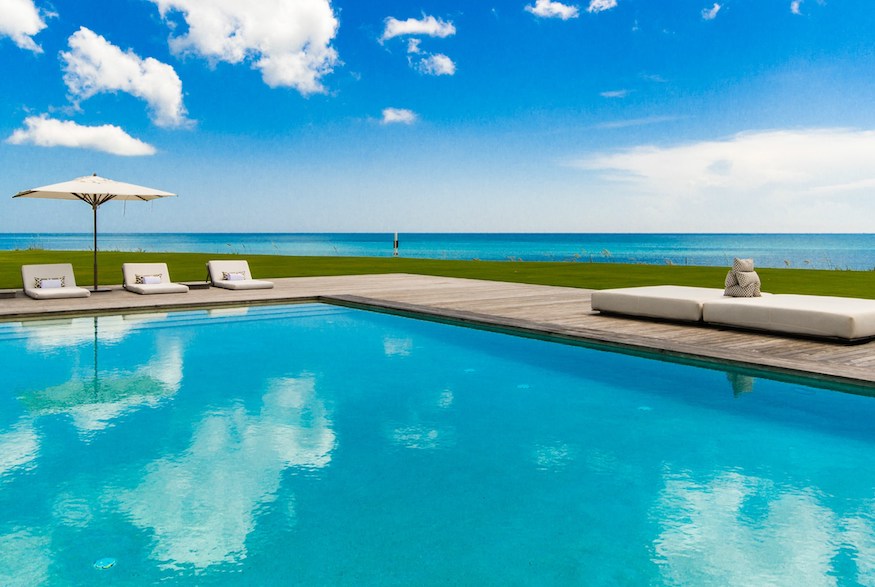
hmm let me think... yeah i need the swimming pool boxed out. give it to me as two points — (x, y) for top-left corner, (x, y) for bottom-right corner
(1, 303), (874, 585)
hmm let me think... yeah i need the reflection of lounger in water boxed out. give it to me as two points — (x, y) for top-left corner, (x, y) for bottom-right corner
(15, 314), (168, 350)
(208, 307), (250, 318)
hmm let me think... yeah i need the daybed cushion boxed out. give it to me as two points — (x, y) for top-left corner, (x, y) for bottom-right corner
(703, 294), (875, 341)
(122, 263), (189, 295)
(591, 285), (728, 322)
(21, 263), (91, 300)
(207, 260), (274, 290)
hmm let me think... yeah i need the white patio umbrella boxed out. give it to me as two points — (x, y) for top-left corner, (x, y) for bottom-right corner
(13, 174), (177, 292)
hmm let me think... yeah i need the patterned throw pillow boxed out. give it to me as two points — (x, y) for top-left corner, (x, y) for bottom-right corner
(222, 271), (246, 281)
(732, 257), (755, 272)
(725, 282), (761, 297)
(34, 276), (65, 288)
(724, 259), (761, 297)
(736, 270), (760, 287)
(135, 274), (163, 284)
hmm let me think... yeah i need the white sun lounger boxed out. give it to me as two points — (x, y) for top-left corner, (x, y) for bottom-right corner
(21, 263), (91, 299)
(590, 285), (730, 322)
(206, 260), (274, 290)
(703, 294), (875, 342)
(122, 263), (189, 295)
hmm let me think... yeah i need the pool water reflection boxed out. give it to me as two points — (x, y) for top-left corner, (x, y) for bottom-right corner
(0, 304), (874, 585)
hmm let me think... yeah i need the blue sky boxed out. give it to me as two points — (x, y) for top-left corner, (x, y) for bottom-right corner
(2, 0), (875, 233)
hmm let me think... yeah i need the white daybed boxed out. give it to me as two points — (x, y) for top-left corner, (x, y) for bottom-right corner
(206, 260), (274, 290)
(122, 263), (189, 295)
(703, 294), (875, 342)
(21, 263), (91, 300)
(590, 285), (730, 322)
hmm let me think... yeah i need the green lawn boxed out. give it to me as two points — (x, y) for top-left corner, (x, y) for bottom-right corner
(2, 250), (874, 298)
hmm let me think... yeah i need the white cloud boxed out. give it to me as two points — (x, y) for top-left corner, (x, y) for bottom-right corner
(150, 0), (339, 94)
(381, 14), (456, 42)
(654, 472), (840, 585)
(115, 376), (334, 570)
(594, 115), (681, 129)
(791, 1), (803, 15)
(578, 128), (875, 192)
(7, 115), (156, 156)
(380, 14), (456, 77)
(0, 529), (52, 586)
(572, 128), (875, 231)
(381, 108), (417, 125)
(525, 0), (580, 20)
(702, 3), (721, 20)
(0, 0), (49, 52)
(0, 418), (38, 478)
(61, 27), (189, 128)
(641, 73), (668, 83)
(587, 0), (617, 14)
(415, 53), (456, 76)
(600, 89), (629, 98)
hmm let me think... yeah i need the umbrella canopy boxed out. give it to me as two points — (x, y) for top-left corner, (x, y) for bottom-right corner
(13, 174), (177, 291)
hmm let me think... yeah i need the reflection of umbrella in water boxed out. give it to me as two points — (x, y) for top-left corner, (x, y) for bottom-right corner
(17, 315), (182, 437)
(13, 174), (177, 292)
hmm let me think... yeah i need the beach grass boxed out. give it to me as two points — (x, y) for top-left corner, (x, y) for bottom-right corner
(1, 250), (874, 298)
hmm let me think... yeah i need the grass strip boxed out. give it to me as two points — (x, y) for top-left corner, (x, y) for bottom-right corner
(1, 250), (873, 298)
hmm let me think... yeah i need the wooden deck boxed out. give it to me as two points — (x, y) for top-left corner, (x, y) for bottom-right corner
(1, 273), (874, 390)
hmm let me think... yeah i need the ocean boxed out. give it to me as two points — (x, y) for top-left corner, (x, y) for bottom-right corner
(1, 233), (874, 271)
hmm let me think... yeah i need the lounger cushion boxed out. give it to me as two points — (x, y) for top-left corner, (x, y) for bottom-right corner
(214, 279), (274, 291)
(25, 286), (92, 300)
(122, 263), (188, 295)
(124, 283), (189, 295)
(703, 295), (875, 341)
(207, 260), (274, 290)
(21, 264), (91, 300)
(591, 286), (728, 322)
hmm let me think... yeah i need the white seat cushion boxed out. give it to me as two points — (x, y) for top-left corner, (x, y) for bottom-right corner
(212, 279), (275, 291)
(25, 286), (92, 299)
(124, 283), (189, 295)
(703, 295), (875, 341)
(591, 286), (728, 322)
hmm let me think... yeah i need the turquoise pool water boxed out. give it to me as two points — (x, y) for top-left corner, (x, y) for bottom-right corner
(1, 304), (874, 585)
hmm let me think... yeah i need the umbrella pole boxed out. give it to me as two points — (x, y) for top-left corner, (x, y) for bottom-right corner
(92, 202), (98, 292)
